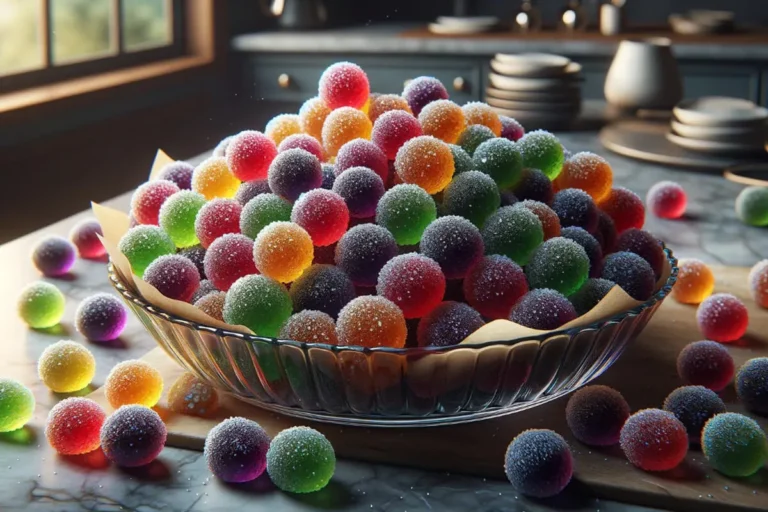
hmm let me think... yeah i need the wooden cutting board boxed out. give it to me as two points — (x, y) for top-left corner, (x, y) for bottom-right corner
(89, 266), (768, 512)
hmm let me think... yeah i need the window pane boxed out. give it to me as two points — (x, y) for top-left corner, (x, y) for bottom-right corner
(0, 0), (44, 76)
(122, 0), (171, 52)
(52, 0), (115, 64)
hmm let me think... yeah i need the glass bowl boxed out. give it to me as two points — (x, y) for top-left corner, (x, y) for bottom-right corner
(109, 246), (677, 427)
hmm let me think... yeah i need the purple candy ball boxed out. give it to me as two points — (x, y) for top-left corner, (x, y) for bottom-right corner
(402, 77), (449, 116)
(510, 289), (577, 330)
(335, 224), (398, 287)
(32, 236), (77, 277)
(204, 417), (271, 483)
(235, 180), (272, 206)
(75, 293), (128, 342)
(331, 166), (385, 219)
(179, 245), (207, 279)
(158, 161), (194, 190)
(267, 148), (323, 202)
(500, 116), (525, 142)
(100, 405), (167, 467)
(143, 254), (201, 302)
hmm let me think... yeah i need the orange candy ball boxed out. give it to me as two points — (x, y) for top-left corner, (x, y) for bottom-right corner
(368, 94), (412, 123)
(105, 360), (163, 409)
(672, 259), (715, 305)
(321, 107), (373, 157)
(394, 135), (455, 194)
(192, 157), (241, 200)
(299, 97), (332, 141)
(462, 102), (502, 136)
(253, 221), (314, 283)
(515, 200), (562, 240)
(556, 152), (614, 203)
(265, 114), (302, 146)
(279, 310), (338, 345)
(336, 296), (407, 348)
(418, 99), (466, 144)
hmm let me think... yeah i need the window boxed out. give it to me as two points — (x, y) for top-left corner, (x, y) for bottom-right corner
(0, 0), (183, 91)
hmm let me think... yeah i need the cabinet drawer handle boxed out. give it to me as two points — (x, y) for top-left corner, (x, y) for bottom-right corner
(278, 73), (292, 88)
(453, 76), (467, 92)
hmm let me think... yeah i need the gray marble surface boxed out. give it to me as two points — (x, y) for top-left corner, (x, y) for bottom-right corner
(1, 132), (766, 512)
(231, 23), (768, 61)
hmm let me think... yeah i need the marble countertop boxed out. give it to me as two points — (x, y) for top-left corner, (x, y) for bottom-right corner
(1, 133), (766, 512)
(231, 23), (768, 61)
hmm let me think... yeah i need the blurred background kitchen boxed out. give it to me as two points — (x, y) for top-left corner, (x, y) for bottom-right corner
(2, 0), (767, 243)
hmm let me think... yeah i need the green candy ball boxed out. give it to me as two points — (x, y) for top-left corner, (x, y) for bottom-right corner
(159, 190), (206, 248)
(17, 281), (65, 329)
(569, 278), (615, 316)
(442, 171), (500, 229)
(239, 193), (292, 239)
(518, 130), (565, 180)
(702, 413), (767, 477)
(472, 138), (523, 189)
(266, 426), (336, 493)
(481, 206), (543, 265)
(223, 275), (292, 337)
(456, 125), (496, 156)
(376, 184), (437, 246)
(735, 186), (768, 227)
(448, 144), (474, 175)
(118, 225), (176, 276)
(526, 237), (590, 296)
(0, 378), (35, 432)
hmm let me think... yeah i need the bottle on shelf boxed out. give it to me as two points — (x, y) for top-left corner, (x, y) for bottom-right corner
(559, 0), (589, 32)
(512, 0), (542, 33)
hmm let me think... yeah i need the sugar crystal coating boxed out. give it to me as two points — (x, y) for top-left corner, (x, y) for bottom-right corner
(418, 99), (466, 144)
(289, 264), (355, 319)
(696, 293), (748, 343)
(560, 227), (603, 278)
(448, 144), (473, 175)
(419, 216), (484, 279)
(17, 281), (66, 329)
(267, 148), (322, 202)
(100, 405), (167, 467)
(194, 198), (242, 249)
(130, 180), (180, 226)
(335, 138), (388, 182)
(377, 253), (446, 319)
(510, 289), (577, 330)
(168, 373), (219, 417)
(213, 135), (233, 157)
(595, 210), (617, 254)
(223, 274), (292, 337)
(157, 161), (194, 190)
(69, 218), (106, 259)
(526, 237), (589, 296)
(677, 340), (735, 392)
(620, 409), (688, 471)
(517, 130), (565, 180)
(500, 115), (525, 141)
(417, 301), (484, 347)
(556, 152), (613, 202)
(38, 340), (96, 393)
(194, 290), (226, 321)
(456, 124), (495, 156)
(371, 110), (423, 160)
(46, 397), (106, 455)
(191, 279), (218, 304)
(663, 386), (726, 443)
(441, 171), (500, 229)
(671, 259), (715, 305)
(331, 166), (385, 219)
(31, 235), (76, 277)
(565, 385), (629, 446)
(192, 157), (240, 201)
(205, 417), (270, 482)
(322, 107), (372, 158)
(235, 179), (271, 206)
(736, 357), (768, 415)
(291, 189), (349, 246)
(298, 97), (332, 141)
(472, 137), (523, 190)
(265, 114), (301, 146)
(336, 295), (407, 348)
(203, 234), (257, 292)
(514, 200), (561, 240)
(464, 255), (528, 319)
(158, 190), (207, 248)
(569, 278), (615, 316)
(266, 426), (336, 493)
(647, 181), (687, 219)
(735, 186), (768, 226)
(280, 310), (338, 344)
(253, 221), (314, 283)
(75, 293), (128, 342)
(395, 135), (455, 194)
(143, 254), (201, 302)
(482, 205), (543, 266)
(0, 378), (34, 432)
(402, 76), (449, 116)
(179, 244), (207, 279)
(334, 224), (398, 287)
(512, 168), (554, 205)
(462, 101), (502, 136)
(601, 251), (656, 301)
(504, 429), (573, 498)
(320, 164), (336, 190)
(368, 93), (412, 123)
(598, 187), (645, 233)
(702, 413), (767, 477)
(278, 133), (325, 162)
(105, 360), (163, 409)
(240, 193), (292, 239)
(748, 259), (768, 308)
(319, 61), (369, 109)
(376, 184), (437, 246)
(552, 188), (599, 233)
(616, 229), (665, 279)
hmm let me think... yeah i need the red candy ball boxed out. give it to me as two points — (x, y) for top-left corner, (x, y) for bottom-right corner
(319, 61), (370, 110)
(291, 189), (350, 247)
(69, 219), (106, 259)
(620, 409), (688, 472)
(194, 199), (242, 249)
(696, 293), (749, 343)
(130, 180), (180, 225)
(371, 110), (423, 160)
(46, 397), (106, 455)
(647, 181), (687, 219)
(677, 340), (735, 391)
(226, 130), (278, 182)
(278, 134), (326, 162)
(376, 253), (446, 319)
(598, 187), (645, 234)
(204, 234), (258, 292)
(335, 138), (389, 182)
(463, 255), (528, 319)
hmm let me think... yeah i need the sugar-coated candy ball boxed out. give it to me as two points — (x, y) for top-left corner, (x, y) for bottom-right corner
(291, 189), (349, 247)
(192, 157), (240, 201)
(556, 152), (613, 203)
(663, 386), (726, 444)
(510, 289), (577, 330)
(205, 417), (270, 483)
(514, 200), (561, 240)
(319, 61), (369, 109)
(569, 278), (614, 316)
(402, 76), (449, 116)
(143, 254), (200, 302)
(203, 234), (257, 291)
(749, 259), (768, 308)
(223, 275), (292, 336)
(69, 219), (105, 259)
(395, 135), (455, 194)
(335, 224), (398, 287)
(417, 301), (484, 347)
(289, 264), (355, 319)
(735, 186), (768, 226)
(566, 385), (629, 447)
(697, 293), (748, 343)
(105, 360), (163, 408)
(601, 252), (655, 301)
(499, 115), (524, 141)
(462, 102), (502, 136)
(31, 236), (77, 277)
(191, 279), (218, 304)
(336, 295), (407, 348)
(504, 429), (573, 498)
(17, 281), (65, 329)
(418, 99), (466, 144)
(157, 161), (194, 190)
(320, 164), (336, 190)
(335, 138), (388, 182)
(213, 135), (233, 157)
(235, 180), (271, 206)
(552, 189), (599, 233)
(526, 238), (589, 296)
(616, 229), (665, 279)
(595, 210), (617, 254)
(620, 409), (688, 471)
(377, 254), (446, 319)
(736, 357), (768, 415)
(702, 413), (767, 477)
(376, 184), (437, 246)
(265, 114), (301, 147)
(464, 255), (528, 319)
(322, 107), (373, 158)
(677, 340), (734, 391)
(420, 216), (484, 279)
(280, 310), (338, 344)
(560, 227), (603, 278)
(512, 168), (554, 205)
(46, 398), (106, 455)
(194, 290), (226, 321)
(499, 190), (519, 206)
(253, 221), (313, 283)
(331, 166), (385, 219)
(371, 110), (423, 160)
(368, 93), (412, 123)
(517, 130), (565, 180)
(130, 180), (180, 226)
(38, 340), (96, 393)
(278, 133), (325, 162)
(180, 244), (208, 281)
(168, 373), (219, 417)
(240, 193), (292, 239)
(101, 405), (167, 467)
(456, 124), (495, 156)
(672, 259), (715, 305)
(441, 171), (500, 229)
(267, 148), (322, 202)
(598, 187), (645, 233)
(448, 144), (473, 175)
(75, 293), (127, 342)
(0, 378), (35, 432)
(482, 206), (543, 266)
(298, 97), (332, 141)
(158, 190), (206, 248)
(267, 426), (335, 493)
(225, 131), (278, 183)
(647, 181), (687, 219)
(472, 138), (523, 190)
(194, 198), (242, 249)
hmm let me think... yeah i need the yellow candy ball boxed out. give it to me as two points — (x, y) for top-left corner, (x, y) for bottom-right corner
(266, 114), (302, 146)
(192, 157), (240, 200)
(105, 360), (163, 409)
(322, 107), (372, 157)
(38, 340), (96, 393)
(299, 97), (332, 142)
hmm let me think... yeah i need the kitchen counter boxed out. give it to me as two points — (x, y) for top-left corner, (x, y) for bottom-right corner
(1, 133), (766, 512)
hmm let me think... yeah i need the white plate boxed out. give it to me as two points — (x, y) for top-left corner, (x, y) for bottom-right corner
(436, 16), (499, 28)
(673, 97), (768, 127)
(490, 59), (581, 79)
(428, 22), (496, 35)
(485, 96), (580, 112)
(492, 53), (571, 76)
(670, 119), (765, 142)
(489, 72), (581, 92)
(486, 86), (580, 102)
(666, 130), (766, 154)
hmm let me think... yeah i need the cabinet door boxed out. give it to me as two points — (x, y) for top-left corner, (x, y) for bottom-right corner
(679, 63), (760, 103)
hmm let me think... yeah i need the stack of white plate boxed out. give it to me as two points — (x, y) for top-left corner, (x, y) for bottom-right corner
(427, 16), (499, 35)
(667, 97), (768, 155)
(486, 53), (582, 129)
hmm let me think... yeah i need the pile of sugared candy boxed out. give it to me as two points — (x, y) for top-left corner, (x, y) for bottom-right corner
(119, 60), (678, 348)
